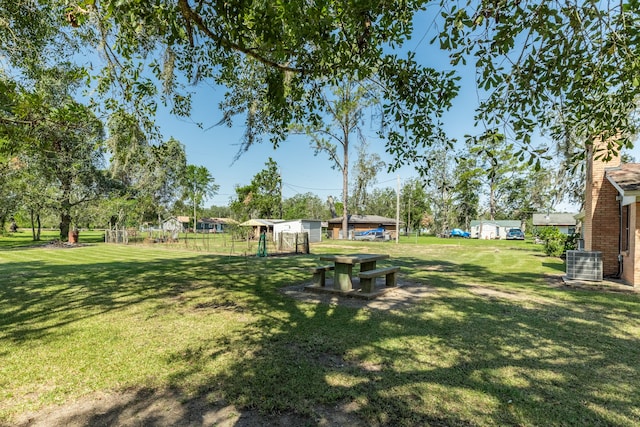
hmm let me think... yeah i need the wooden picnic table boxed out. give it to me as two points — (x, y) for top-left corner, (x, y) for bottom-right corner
(319, 253), (390, 291)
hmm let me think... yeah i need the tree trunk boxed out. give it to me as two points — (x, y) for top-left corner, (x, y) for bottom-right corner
(60, 180), (73, 241)
(31, 209), (36, 240)
(489, 182), (496, 221)
(489, 161), (497, 221)
(36, 213), (41, 241)
(60, 213), (71, 241)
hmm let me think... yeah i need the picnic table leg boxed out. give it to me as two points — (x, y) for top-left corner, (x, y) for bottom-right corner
(360, 276), (375, 293)
(333, 263), (353, 291)
(360, 261), (376, 272)
(385, 271), (398, 287)
(357, 261), (377, 291)
(312, 270), (326, 287)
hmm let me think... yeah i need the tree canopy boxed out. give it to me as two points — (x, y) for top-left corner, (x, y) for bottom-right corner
(230, 158), (281, 220)
(182, 164), (219, 229)
(2, 0), (639, 185)
(438, 0), (640, 160)
(2, 1), (457, 164)
(0, 64), (109, 239)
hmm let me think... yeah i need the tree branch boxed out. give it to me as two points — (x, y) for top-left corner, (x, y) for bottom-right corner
(177, 0), (304, 74)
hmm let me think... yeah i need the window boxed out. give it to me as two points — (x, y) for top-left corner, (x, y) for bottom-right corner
(622, 205), (630, 252)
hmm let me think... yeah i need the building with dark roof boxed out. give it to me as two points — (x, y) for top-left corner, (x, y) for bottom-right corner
(327, 215), (400, 240)
(532, 213), (578, 235)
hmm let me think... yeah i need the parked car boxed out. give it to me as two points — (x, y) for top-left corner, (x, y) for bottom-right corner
(353, 228), (385, 241)
(450, 228), (470, 238)
(506, 228), (525, 240)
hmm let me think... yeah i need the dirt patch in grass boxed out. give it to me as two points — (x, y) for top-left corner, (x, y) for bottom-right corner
(280, 279), (435, 311)
(43, 240), (91, 249)
(12, 388), (366, 427)
(466, 274), (639, 305)
(466, 284), (547, 303)
(546, 273), (640, 294)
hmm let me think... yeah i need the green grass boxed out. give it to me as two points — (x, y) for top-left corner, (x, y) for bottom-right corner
(1, 235), (639, 426)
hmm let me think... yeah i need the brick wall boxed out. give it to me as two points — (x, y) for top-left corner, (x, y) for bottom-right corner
(584, 140), (621, 277)
(622, 202), (640, 285)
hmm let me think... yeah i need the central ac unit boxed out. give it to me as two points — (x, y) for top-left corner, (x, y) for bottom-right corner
(565, 250), (603, 281)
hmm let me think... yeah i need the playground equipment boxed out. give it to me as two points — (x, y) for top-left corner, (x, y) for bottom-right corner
(257, 232), (268, 257)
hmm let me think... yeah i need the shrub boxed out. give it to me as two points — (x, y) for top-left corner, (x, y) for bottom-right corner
(564, 232), (581, 252)
(537, 227), (567, 257)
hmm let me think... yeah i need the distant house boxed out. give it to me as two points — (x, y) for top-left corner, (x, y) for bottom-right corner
(162, 217), (187, 233)
(470, 220), (521, 240)
(273, 219), (323, 243)
(327, 215), (400, 239)
(196, 217), (237, 233)
(532, 213), (578, 235)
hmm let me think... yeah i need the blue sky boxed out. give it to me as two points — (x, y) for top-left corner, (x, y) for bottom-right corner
(154, 83), (430, 208)
(151, 28), (487, 208)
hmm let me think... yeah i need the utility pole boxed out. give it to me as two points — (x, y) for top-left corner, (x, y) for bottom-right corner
(396, 175), (400, 244)
(278, 168), (283, 219)
(408, 194), (411, 236)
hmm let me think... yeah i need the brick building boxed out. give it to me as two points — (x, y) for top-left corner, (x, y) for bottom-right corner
(584, 139), (640, 286)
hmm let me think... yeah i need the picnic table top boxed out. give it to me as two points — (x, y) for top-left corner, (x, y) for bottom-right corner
(319, 253), (390, 264)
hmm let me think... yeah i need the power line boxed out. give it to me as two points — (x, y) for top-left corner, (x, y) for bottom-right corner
(281, 182), (342, 192)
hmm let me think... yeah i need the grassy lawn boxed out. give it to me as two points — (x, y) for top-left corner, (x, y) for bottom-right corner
(1, 234), (639, 425)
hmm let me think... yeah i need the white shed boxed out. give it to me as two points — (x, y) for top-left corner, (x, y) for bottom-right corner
(273, 219), (323, 243)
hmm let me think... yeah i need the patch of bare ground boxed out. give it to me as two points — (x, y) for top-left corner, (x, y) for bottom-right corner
(563, 280), (639, 293)
(280, 279), (435, 311)
(42, 240), (90, 249)
(466, 274), (639, 306)
(545, 273), (639, 294)
(11, 388), (365, 427)
(466, 284), (552, 304)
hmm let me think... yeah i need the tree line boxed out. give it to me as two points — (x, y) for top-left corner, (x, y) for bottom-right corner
(222, 138), (604, 237)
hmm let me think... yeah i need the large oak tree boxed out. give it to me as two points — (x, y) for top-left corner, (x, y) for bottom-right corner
(2, 1), (638, 172)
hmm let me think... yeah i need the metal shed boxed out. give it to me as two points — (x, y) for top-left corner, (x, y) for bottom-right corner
(273, 219), (323, 243)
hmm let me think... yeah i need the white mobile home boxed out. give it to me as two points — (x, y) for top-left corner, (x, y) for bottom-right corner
(470, 220), (521, 240)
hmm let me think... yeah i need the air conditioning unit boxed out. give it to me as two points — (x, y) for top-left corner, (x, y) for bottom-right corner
(565, 250), (603, 281)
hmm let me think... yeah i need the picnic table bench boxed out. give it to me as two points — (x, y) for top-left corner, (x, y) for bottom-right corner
(358, 266), (400, 293)
(309, 264), (335, 287)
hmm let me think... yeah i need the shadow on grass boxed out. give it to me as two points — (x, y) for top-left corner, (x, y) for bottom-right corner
(542, 261), (566, 272)
(0, 230), (106, 251)
(162, 256), (640, 426)
(2, 245), (640, 426)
